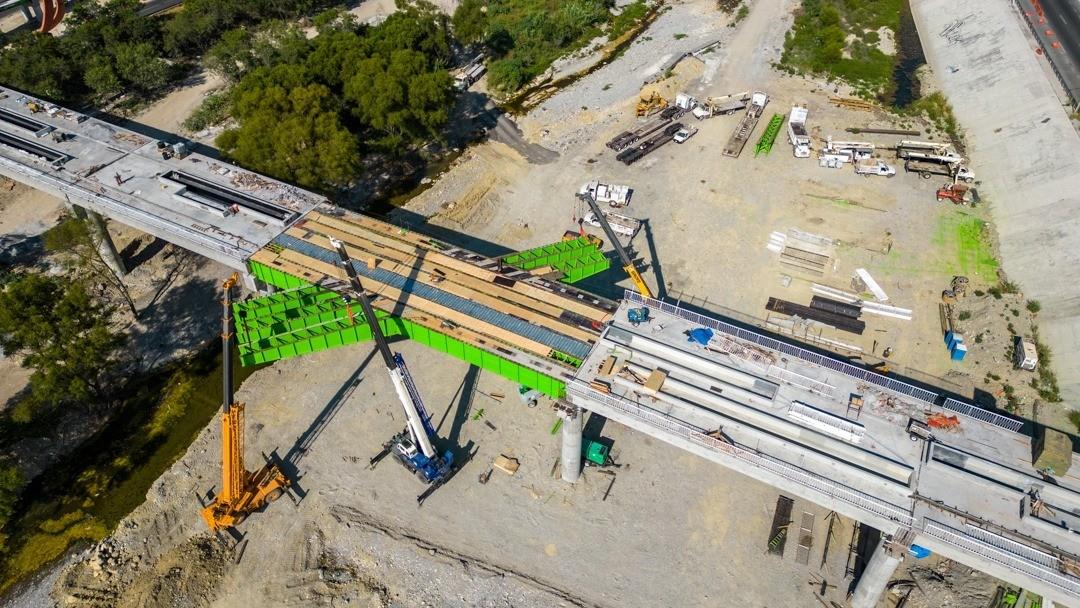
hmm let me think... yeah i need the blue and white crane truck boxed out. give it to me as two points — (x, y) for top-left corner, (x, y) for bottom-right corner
(329, 237), (457, 505)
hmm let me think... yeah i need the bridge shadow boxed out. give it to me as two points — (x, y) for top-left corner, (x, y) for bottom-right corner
(130, 271), (218, 370)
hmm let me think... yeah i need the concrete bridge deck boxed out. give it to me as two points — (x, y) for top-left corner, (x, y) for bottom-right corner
(0, 86), (324, 269)
(568, 294), (1080, 605)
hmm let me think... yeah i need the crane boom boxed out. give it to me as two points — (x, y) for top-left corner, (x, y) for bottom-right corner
(328, 237), (440, 462)
(201, 274), (289, 531)
(577, 193), (653, 298)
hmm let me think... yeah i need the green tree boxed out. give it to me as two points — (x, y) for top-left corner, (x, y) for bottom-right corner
(84, 58), (122, 97)
(0, 274), (128, 412)
(218, 65), (358, 189)
(0, 33), (80, 100)
(45, 216), (138, 318)
(0, 462), (23, 552)
(205, 28), (254, 82)
(113, 42), (171, 94)
(343, 49), (454, 146)
(452, 0), (488, 44)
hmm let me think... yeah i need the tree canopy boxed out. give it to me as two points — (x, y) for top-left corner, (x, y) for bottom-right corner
(0, 274), (127, 412)
(215, 3), (456, 189)
(452, 0), (614, 92)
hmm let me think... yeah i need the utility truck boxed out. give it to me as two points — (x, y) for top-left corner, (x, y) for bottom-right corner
(579, 180), (631, 207)
(896, 140), (975, 182)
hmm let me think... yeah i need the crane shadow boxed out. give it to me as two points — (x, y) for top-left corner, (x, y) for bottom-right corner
(434, 364), (480, 462)
(278, 348), (379, 503)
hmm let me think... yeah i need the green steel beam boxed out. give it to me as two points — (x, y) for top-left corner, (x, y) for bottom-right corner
(755, 113), (785, 156)
(502, 237), (610, 283)
(242, 261), (570, 397)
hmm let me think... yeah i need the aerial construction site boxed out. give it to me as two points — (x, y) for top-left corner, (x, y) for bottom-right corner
(1, 0), (1080, 607)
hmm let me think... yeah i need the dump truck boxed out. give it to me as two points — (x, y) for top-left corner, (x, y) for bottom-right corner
(453, 61), (486, 91)
(855, 158), (896, 177)
(579, 180), (631, 207)
(787, 106), (811, 157)
(722, 91), (768, 158)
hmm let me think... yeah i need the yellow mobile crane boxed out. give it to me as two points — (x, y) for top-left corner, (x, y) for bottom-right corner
(201, 273), (290, 531)
(576, 193), (653, 298)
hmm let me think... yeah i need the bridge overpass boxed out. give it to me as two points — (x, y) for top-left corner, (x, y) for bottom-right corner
(1, 87), (1079, 607)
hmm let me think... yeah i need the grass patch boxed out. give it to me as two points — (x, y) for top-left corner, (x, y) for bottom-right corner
(182, 91), (230, 133)
(933, 211), (998, 279)
(779, 0), (901, 96)
(1027, 300), (1041, 314)
(3, 511), (107, 585)
(1030, 325), (1061, 402)
(957, 311), (971, 321)
(1070, 411), (1080, 433)
(900, 92), (960, 142)
(610, 0), (649, 39)
(734, 5), (750, 23)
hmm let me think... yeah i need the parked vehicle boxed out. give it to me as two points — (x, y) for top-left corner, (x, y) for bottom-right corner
(787, 106), (811, 158)
(855, 158), (896, 177)
(579, 180), (631, 207)
(673, 125), (698, 143)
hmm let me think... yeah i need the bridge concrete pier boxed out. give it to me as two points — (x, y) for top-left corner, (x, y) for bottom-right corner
(560, 404), (582, 483)
(70, 204), (126, 277)
(851, 538), (904, 608)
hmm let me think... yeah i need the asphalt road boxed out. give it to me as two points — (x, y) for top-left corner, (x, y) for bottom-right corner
(1038, 0), (1080, 98)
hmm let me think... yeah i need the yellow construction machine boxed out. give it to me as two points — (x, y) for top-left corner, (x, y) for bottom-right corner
(201, 273), (290, 531)
(636, 91), (668, 117)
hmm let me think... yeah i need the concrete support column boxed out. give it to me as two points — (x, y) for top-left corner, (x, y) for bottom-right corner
(241, 272), (258, 293)
(559, 402), (582, 483)
(70, 205), (126, 277)
(851, 538), (904, 608)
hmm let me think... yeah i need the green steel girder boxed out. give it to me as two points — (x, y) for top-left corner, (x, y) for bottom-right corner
(755, 113), (785, 157)
(502, 237), (610, 283)
(243, 260), (570, 398)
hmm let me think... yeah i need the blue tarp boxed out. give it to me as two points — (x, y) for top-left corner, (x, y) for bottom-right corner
(687, 327), (713, 346)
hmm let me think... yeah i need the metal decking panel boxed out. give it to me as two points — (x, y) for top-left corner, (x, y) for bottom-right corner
(273, 234), (592, 359)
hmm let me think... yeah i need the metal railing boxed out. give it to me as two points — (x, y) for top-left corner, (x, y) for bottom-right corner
(924, 520), (1080, 596)
(963, 524), (1061, 570)
(624, 291), (939, 403)
(941, 397), (1023, 433)
(567, 380), (914, 527)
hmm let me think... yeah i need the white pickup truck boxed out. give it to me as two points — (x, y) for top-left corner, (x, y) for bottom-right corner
(855, 158), (896, 177)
